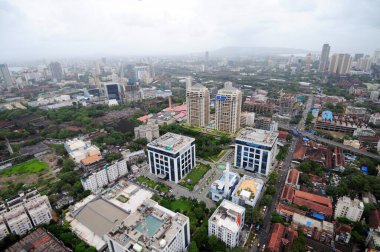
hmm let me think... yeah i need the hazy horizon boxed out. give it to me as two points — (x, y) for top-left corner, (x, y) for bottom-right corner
(1, 0), (380, 62)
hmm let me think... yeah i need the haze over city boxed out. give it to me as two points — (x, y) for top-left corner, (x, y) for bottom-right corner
(1, 0), (380, 61)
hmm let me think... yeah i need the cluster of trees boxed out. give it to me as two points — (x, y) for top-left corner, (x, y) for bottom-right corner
(93, 129), (133, 148)
(127, 138), (148, 152)
(336, 217), (368, 245)
(47, 158), (90, 204)
(324, 102), (345, 114)
(327, 167), (380, 200)
(297, 160), (325, 177)
(160, 124), (231, 160)
(276, 144), (290, 160)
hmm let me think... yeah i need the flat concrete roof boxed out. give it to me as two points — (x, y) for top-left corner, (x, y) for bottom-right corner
(236, 127), (278, 146)
(148, 132), (194, 153)
(74, 198), (129, 237)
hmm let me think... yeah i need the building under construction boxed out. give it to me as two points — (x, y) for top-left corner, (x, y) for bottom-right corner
(315, 112), (369, 134)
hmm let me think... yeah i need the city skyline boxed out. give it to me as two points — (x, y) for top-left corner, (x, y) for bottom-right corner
(1, 0), (380, 61)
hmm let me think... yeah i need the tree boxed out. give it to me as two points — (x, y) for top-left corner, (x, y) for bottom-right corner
(260, 195), (273, 206)
(290, 232), (306, 252)
(188, 241), (199, 252)
(271, 213), (284, 224)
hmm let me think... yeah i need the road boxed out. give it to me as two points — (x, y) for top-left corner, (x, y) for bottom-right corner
(300, 131), (380, 160)
(254, 96), (313, 251)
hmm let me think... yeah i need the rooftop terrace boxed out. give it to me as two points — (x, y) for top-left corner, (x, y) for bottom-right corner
(236, 127), (278, 146)
(148, 132), (195, 153)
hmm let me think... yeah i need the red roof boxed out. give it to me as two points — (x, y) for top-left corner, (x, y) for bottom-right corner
(293, 190), (332, 216)
(277, 203), (306, 217)
(369, 210), (380, 229)
(287, 168), (299, 186)
(278, 131), (289, 139)
(137, 115), (150, 123)
(268, 223), (286, 252)
(280, 185), (295, 202)
(163, 104), (187, 112)
(294, 190), (332, 207)
(292, 142), (306, 160)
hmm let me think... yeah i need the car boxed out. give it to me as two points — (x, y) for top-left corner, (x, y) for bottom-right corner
(261, 244), (266, 251)
(257, 243), (261, 248)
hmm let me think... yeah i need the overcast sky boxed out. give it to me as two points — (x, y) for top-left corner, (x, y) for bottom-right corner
(1, 0), (379, 61)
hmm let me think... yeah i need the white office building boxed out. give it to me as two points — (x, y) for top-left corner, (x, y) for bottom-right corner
(81, 159), (128, 192)
(210, 163), (240, 202)
(106, 198), (190, 252)
(208, 200), (245, 248)
(234, 127), (278, 176)
(334, 196), (364, 222)
(147, 133), (196, 183)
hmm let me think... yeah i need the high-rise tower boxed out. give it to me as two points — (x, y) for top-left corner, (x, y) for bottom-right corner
(215, 82), (242, 133)
(318, 44), (330, 72)
(186, 83), (210, 128)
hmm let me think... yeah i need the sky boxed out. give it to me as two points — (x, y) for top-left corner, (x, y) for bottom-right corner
(1, 0), (379, 61)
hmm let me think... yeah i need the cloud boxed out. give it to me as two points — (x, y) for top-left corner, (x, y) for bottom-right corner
(0, 0), (379, 61)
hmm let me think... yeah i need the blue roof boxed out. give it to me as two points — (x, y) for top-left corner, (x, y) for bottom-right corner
(361, 166), (368, 174)
(306, 221), (312, 227)
(322, 111), (333, 121)
(312, 212), (325, 220)
(312, 109), (319, 113)
(303, 137), (309, 141)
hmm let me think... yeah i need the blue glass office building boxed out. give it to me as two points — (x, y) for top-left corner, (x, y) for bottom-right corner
(234, 128), (278, 176)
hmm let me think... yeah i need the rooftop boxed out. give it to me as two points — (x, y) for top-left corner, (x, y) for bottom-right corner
(148, 132), (195, 153)
(106, 198), (189, 251)
(287, 168), (300, 186)
(80, 155), (102, 166)
(236, 127), (278, 146)
(209, 200), (245, 234)
(5, 228), (70, 252)
(233, 175), (264, 202)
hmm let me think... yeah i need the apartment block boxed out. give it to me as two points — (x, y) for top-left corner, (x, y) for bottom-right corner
(3, 206), (33, 236)
(134, 121), (160, 142)
(147, 133), (196, 183)
(208, 200), (245, 248)
(81, 159), (128, 192)
(334, 196), (364, 222)
(24, 195), (52, 226)
(186, 84), (210, 128)
(215, 82), (242, 133)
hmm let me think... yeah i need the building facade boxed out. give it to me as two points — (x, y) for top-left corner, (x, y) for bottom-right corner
(81, 159), (128, 192)
(215, 82), (242, 133)
(186, 84), (210, 128)
(48, 62), (63, 82)
(318, 44), (331, 72)
(134, 121), (160, 142)
(147, 133), (195, 183)
(334, 196), (364, 222)
(234, 127), (278, 176)
(208, 200), (245, 248)
(329, 54), (352, 75)
(0, 64), (13, 85)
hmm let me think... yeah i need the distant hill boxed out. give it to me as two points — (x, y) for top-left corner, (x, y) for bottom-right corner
(211, 46), (309, 57)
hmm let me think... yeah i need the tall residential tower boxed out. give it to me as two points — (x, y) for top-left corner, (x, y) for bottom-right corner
(0, 64), (13, 86)
(329, 54), (352, 75)
(318, 44), (330, 72)
(215, 82), (242, 133)
(186, 84), (210, 128)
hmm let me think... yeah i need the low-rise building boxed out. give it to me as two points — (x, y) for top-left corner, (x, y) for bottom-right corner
(292, 213), (334, 242)
(64, 138), (101, 163)
(267, 223), (298, 252)
(134, 121), (160, 142)
(285, 168), (300, 189)
(3, 206), (33, 236)
(208, 200), (245, 248)
(231, 175), (264, 207)
(81, 159), (128, 193)
(210, 163), (240, 202)
(0, 217), (9, 240)
(334, 196), (364, 222)
(5, 228), (70, 252)
(147, 133), (196, 183)
(240, 112), (255, 127)
(24, 195), (52, 226)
